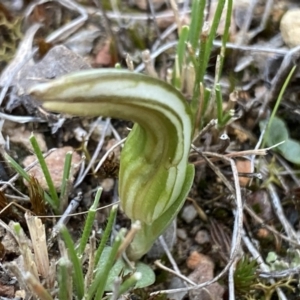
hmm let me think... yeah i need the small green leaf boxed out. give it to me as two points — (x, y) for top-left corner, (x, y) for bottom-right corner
(98, 247), (155, 291)
(134, 263), (155, 289)
(262, 116), (289, 147)
(261, 116), (300, 164)
(279, 139), (300, 164)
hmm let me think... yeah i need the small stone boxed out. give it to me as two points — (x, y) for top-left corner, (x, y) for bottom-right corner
(195, 230), (210, 245)
(100, 178), (115, 192)
(73, 126), (87, 142)
(23, 146), (81, 191)
(256, 228), (271, 239)
(4, 123), (47, 152)
(186, 251), (203, 270)
(181, 204), (197, 223)
(169, 277), (186, 300)
(280, 9), (300, 48)
(187, 251), (217, 270)
(187, 252), (224, 300)
(177, 228), (187, 240)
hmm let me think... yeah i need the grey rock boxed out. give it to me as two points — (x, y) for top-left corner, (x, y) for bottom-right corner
(181, 204), (197, 224)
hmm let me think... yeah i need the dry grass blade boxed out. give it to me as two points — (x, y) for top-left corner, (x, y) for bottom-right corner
(16, 223), (39, 280)
(25, 212), (49, 278)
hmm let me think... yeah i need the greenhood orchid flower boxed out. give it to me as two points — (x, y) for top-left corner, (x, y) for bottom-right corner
(29, 69), (195, 260)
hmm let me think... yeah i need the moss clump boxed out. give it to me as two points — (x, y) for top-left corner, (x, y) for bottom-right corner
(0, 4), (23, 71)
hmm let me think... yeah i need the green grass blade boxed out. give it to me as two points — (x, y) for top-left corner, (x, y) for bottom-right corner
(199, 0), (226, 81)
(77, 187), (102, 256)
(217, 0), (233, 81)
(173, 25), (189, 89)
(191, 80), (201, 120)
(94, 204), (118, 267)
(188, 0), (206, 51)
(60, 151), (72, 205)
(172, 56), (181, 90)
(117, 272), (141, 296)
(215, 83), (223, 125)
(29, 134), (59, 212)
(58, 257), (72, 300)
(190, 0), (207, 118)
(263, 65), (297, 148)
(60, 225), (85, 299)
(4, 153), (31, 182)
(177, 25), (189, 71)
(203, 87), (212, 117)
(221, 112), (233, 127)
(87, 229), (125, 300)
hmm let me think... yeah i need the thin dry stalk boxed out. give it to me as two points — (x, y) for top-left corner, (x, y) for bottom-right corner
(187, 197), (207, 222)
(267, 183), (300, 243)
(117, 221), (141, 258)
(142, 50), (158, 78)
(75, 118), (111, 187)
(264, 45), (300, 106)
(169, 0), (181, 33)
(47, 193), (82, 248)
(244, 204), (299, 246)
(155, 260), (196, 286)
(200, 153), (243, 300)
(95, 138), (125, 173)
(18, 230), (39, 280)
(159, 233), (184, 278)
